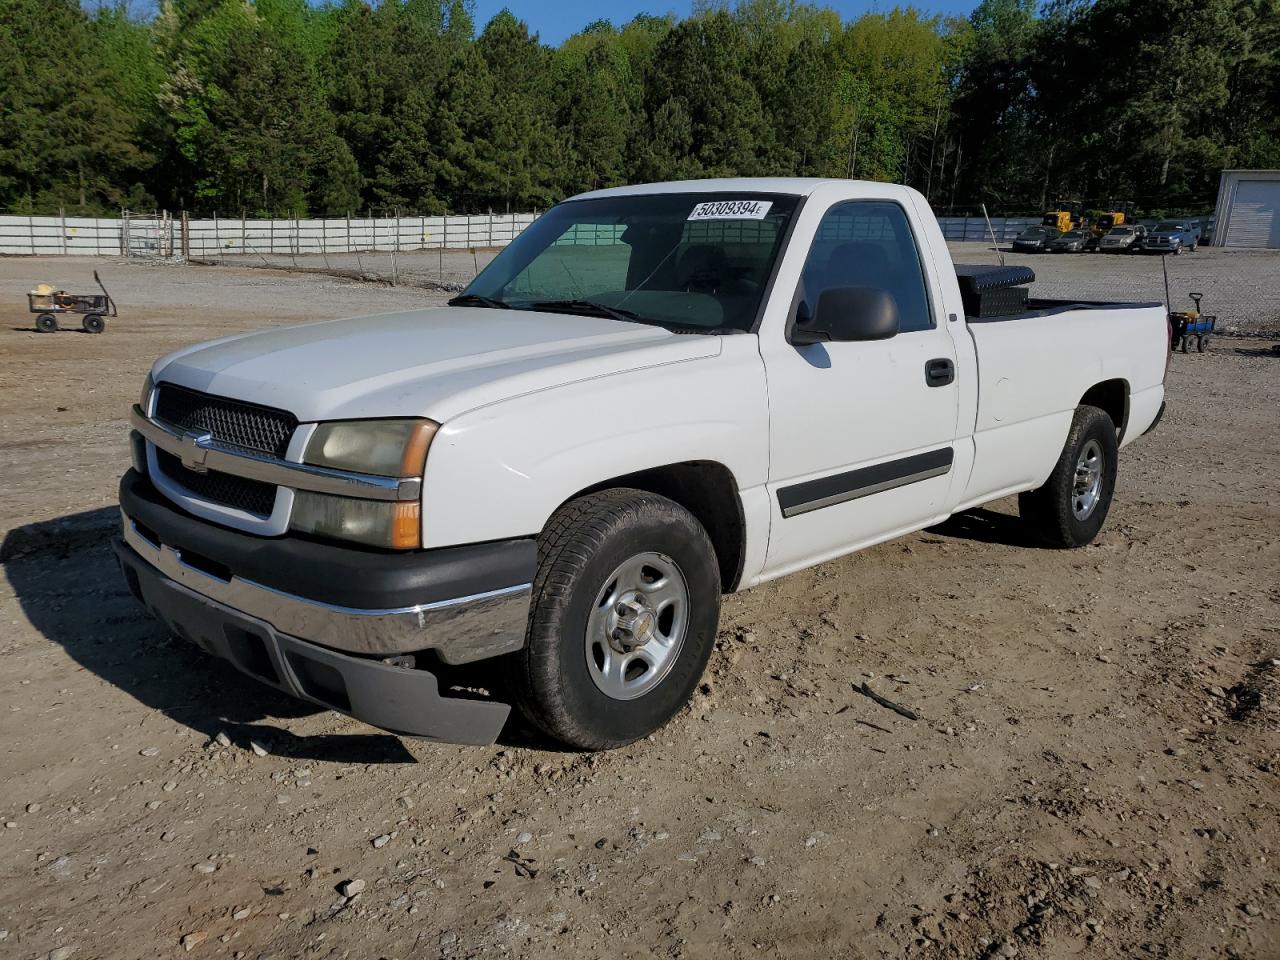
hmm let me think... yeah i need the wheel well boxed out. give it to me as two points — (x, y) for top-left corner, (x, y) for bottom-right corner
(569, 461), (746, 593)
(1080, 379), (1129, 440)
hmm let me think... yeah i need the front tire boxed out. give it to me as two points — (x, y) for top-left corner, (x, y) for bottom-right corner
(508, 489), (721, 750)
(1019, 405), (1119, 548)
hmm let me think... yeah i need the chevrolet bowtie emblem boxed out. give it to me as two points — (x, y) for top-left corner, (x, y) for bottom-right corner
(180, 430), (214, 472)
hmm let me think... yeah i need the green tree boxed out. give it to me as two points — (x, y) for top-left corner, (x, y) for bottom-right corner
(642, 11), (768, 179)
(0, 0), (148, 213)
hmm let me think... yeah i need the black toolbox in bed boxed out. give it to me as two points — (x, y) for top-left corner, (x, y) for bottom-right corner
(954, 264), (1036, 318)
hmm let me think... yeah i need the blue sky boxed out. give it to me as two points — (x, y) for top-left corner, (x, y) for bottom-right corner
(472, 1), (980, 44)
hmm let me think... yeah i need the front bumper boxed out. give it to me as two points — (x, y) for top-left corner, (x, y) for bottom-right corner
(116, 469), (536, 742)
(115, 539), (511, 743)
(118, 470), (534, 662)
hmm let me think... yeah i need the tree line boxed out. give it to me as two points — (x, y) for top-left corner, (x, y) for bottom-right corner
(2, 0), (1277, 219)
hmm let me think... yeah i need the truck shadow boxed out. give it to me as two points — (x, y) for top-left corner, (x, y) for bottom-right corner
(1222, 344), (1280, 359)
(926, 507), (1041, 548)
(2, 508), (417, 764)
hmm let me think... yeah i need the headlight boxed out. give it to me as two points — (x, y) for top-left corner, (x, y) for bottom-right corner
(304, 419), (437, 476)
(295, 418), (437, 549)
(290, 491), (421, 550)
(139, 372), (154, 413)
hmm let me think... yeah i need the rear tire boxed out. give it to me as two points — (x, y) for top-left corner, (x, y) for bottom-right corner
(36, 314), (58, 333)
(1196, 334), (1208, 353)
(507, 488), (721, 750)
(1019, 405), (1118, 548)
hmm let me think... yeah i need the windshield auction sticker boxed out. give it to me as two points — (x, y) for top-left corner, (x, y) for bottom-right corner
(687, 200), (773, 221)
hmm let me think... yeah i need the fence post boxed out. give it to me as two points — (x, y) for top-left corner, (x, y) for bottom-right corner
(181, 210), (189, 259)
(59, 207), (67, 256)
(214, 213), (220, 257)
(346, 212), (351, 253)
(28, 214), (35, 256)
(390, 207), (399, 286)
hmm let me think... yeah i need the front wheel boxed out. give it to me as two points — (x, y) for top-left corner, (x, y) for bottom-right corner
(507, 488), (721, 750)
(1019, 405), (1119, 548)
(82, 313), (106, 333)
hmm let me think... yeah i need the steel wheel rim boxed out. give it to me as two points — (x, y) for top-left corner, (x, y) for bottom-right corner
(585, 551), (689, 701)
(1072, 439), (1104, 520)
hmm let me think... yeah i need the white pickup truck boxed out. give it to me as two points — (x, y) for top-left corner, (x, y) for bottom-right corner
(116, 178), (1169, 749)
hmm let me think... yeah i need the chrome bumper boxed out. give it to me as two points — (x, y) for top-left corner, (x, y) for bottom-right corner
(120, 511), (532, 664)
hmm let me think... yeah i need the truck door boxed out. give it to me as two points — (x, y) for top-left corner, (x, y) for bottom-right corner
(758, 197), (961, 578)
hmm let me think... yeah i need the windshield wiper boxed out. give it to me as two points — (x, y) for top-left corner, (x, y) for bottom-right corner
(447, 293), (511, 309)
(529, 299), (653, 325)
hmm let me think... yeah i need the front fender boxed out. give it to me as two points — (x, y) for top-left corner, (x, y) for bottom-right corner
(420, 337), (770, 549)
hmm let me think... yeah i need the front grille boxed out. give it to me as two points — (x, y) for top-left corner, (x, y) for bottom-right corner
(155, 383), (297, 458)
(156, 450), (277, 517)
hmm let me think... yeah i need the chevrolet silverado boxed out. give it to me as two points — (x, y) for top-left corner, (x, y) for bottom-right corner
(116, 178), (1170, 749)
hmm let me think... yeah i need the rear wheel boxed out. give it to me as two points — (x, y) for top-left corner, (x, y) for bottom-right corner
(1019, 405), (1119, 548)
(1181, 335), (1193, 353)
(1196, 334), (1208, 353)
(36, 313), (58, 333)
(507, 488), (721, 750)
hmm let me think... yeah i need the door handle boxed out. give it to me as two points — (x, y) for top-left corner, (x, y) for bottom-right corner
(925, 358), (955, 387)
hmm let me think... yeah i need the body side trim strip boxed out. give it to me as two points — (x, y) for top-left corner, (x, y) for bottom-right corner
(777, 447), (954, 518)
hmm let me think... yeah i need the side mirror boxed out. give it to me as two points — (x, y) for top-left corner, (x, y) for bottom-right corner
(791, 287), (899, 345)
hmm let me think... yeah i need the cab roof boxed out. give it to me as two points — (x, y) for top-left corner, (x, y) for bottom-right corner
(569, 177), (881, 201)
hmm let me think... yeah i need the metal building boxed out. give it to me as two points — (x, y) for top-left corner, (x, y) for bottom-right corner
(1211, 169), (1280, 248)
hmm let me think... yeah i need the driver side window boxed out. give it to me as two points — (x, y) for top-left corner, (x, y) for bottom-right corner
(799, 202), (934, 333)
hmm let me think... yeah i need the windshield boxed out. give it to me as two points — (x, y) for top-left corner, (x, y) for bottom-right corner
(1155, 222), (1181, 231)
(457, 192), (800, 333)
(1020, 228), (1049, 239)
(1109, 227), (1133, 235)
(1062, 231), (1085, 239)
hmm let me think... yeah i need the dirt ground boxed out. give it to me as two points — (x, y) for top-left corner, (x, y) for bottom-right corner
(1, 254), (1277, 960)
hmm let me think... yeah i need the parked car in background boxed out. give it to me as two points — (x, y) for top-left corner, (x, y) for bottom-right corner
(1013, 226), (1061, 252)
(1099, 224), (1147, 253)
(1048, 229), (1090, 253)
(1143, 221), (1201, 254)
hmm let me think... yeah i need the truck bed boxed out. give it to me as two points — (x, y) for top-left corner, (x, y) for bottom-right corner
(956, 296), (1169, 512)
(966, 298), (1165, 323)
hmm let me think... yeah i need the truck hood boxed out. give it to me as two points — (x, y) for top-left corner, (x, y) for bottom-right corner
(153, 307), (721, 423)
